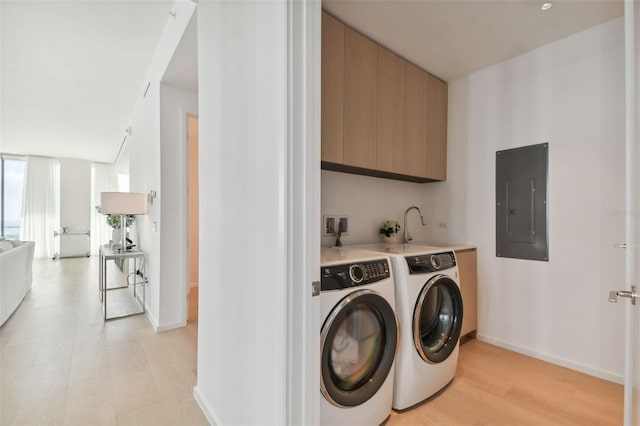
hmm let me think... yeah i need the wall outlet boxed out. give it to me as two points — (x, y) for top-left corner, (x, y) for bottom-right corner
(323, 215), (349, 236)
(324, 216), (336, 236)
(338, 217), (349, 235)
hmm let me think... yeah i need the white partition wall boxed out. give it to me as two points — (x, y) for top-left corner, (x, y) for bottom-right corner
(119, 1), (197, 330)
(194, 0), (320, 424)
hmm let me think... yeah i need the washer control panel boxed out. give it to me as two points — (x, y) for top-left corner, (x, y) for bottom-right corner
(321, 259), (391, 291)
(406, 251), (456, 274)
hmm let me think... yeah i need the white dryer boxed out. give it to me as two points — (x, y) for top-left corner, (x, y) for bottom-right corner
(356, 244), (463, 410)
(320, 247), (399, 426)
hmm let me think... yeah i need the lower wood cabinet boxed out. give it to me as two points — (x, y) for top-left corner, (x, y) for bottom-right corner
(456, 248), (477, 339)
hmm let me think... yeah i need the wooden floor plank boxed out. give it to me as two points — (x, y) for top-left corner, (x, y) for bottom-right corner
(387, 339), (623, 425)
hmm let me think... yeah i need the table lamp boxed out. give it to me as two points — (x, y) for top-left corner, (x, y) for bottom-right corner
(100, 192), (148, 252)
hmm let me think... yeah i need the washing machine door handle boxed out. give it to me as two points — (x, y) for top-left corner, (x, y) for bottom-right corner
(408, 264), (430, 274)
(335, 274), (351, 289)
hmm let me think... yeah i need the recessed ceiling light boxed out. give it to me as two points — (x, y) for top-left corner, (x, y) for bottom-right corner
(541, 2), (552, 11)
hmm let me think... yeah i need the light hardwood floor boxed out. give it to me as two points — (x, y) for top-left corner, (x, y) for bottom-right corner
(1, 257), (623, 426)
(386, 339), (623, 426)
(0, 258), (207, 426)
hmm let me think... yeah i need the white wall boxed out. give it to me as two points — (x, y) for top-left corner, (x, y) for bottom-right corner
(59, 158), (91, 256)
(195, 1), (289, 424)
(424, 17), (627, 382)
(118, 1), (197, 330)
(127, 73), (161, 326)
(113, 143), (130, 191)
(159, 83), (197, 328)
(321, 170), (429, 246)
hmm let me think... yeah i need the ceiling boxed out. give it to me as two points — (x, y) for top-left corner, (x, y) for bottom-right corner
(0, 0), (624, 164)
(0, 0), (173, 163)
(323, 0), (623, 81)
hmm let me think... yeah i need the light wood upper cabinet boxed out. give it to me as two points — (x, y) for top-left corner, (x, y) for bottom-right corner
(320, 11), (448, 182)
(456, 249), (477, 338)
(426, 75), (448, 181)
(403, 62), (428, 178)
(376, 46), (405, 174)
(321, 12), (344, 164)
(343, 27), (378, 169)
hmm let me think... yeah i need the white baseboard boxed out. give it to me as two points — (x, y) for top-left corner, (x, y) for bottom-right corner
(193, 386), (222, 425)
(144, 308), (185, 332)
(157, 320), (187, 332)
(476, 334), (624, 385)
(145, 307), (160, 331)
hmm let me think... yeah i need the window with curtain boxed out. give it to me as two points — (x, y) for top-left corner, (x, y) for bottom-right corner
(90, 163), (117, 254)
(0, 155), (26, 239)
(19, 156), (60, 259)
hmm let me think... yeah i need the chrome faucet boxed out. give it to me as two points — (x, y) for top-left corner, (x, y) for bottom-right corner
(403, 206), (427, 244)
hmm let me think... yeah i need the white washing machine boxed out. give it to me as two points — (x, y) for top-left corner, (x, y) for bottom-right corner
(356, 243), (463, 410)
(320, 247), (399, 426)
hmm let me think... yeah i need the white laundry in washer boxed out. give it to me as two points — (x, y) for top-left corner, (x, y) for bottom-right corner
(356, 243), (464, 410)
(320, 247), (399, 426)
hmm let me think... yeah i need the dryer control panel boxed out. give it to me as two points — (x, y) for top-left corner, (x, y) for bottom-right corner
(406, 251), (456, 274)
(321, 259), (391, 291)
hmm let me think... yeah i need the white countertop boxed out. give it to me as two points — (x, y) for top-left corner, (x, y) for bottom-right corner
(321, 243), (477, 264)
(352, 242), (477, 255)
(411, 242), (477, 252)
(320, 247), (391, 265)
(352, 243), (443, 255)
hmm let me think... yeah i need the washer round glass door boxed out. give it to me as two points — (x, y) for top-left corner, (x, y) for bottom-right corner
(413, 274), (463, 364)
(321, 289), (398, 407)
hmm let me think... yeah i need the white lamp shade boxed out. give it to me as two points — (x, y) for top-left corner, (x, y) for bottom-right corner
(100, 192), (148, 215)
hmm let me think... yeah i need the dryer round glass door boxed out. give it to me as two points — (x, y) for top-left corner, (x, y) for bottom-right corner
(413, 274), (463, 364)
(321, 289), (398, 407)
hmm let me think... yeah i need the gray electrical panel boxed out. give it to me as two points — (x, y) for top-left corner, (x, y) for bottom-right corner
(496, 143), (548, 261)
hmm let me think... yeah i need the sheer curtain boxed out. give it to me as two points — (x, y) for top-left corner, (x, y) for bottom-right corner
(90, 163), (117, 254)
(19, 156), (60, 259)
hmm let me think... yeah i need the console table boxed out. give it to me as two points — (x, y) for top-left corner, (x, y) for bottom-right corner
(99, 245), (146, 320)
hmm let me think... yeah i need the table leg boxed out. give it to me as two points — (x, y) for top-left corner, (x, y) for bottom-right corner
(132, 257), (137, 299)
(104, 257), (108, 320)
(99, 252), (103, 302)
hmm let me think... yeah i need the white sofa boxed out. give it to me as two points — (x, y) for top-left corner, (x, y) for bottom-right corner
(0, 240), (35, 327)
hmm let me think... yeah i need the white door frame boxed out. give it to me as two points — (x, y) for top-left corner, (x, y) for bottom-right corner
(624, 0), (639, 424)
(286, 0), (321, 424)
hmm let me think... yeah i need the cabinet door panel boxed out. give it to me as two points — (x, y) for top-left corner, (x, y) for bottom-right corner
(344, 27), (377, 169)
(403, 62), (428, 178)
(321, 12), (344, 164)
(376, 46), (404, 174)
(456, 249), (477, 338)
(427, 75), (447, 181)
